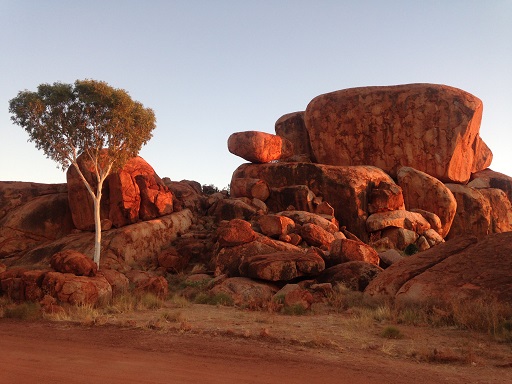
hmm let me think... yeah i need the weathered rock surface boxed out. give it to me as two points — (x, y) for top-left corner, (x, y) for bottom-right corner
(304, 83), (489, 183)
(230, 178), (270, 201)
(469, 168), (512, 205)
(232, 163), (394, 241)
(42, 271), (112, 306)
(478, 189), (512, 233)
(67, 154), (173, 230)
(367, 182), (405, 214)
(366, 210), (431, 233)
(273, 283), (314, 310)
(164, 179), (205, 213)
(257, 214), (295, 238)
(327, 239), (380, 267)
(239, 250), (325, 281)
(0, 189), (75, 258)
(365, 236), (478, 298)
(445, 184), (491, 239)
(210, 277), (278, 308)
(274, 112), (315, 161)
(317, 261), (383, 291)
(227, 131), (294, 163)
(50, 250), (97, 277)
(397, 166), (457, 237)
(367, 233), (512, 304)
(216, 219), (257, 247)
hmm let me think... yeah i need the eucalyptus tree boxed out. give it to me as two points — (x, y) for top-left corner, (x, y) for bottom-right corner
(9, 79), (156, 268)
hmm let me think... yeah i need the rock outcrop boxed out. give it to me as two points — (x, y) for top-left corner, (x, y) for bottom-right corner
(304, 84), (489, 183)
(67, 154), (173, 230)
(228, 131), (293, 163)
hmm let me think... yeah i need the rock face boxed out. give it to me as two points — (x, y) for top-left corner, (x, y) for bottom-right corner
(67, 154), (173, 231)
(0, 184), (75, 258)
(397, 166), (457, 238)
(274, 112), (315, 161)
(232, 162), (394, 241)
(50, 250), (97, 277)
(304, 84), (489, 183)
(227, 131), (294, 163)
(469, 168), (512, 206)
(365, 233), (512, 304)
(318, 261), (382, 291)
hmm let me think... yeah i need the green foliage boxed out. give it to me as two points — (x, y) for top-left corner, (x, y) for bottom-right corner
(380, 326), (403, 339)
(202, 184), (220, 195)
(9, 79), (156, 172)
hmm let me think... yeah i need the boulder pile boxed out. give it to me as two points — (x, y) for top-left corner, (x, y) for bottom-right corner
(1, 83), (511, 311)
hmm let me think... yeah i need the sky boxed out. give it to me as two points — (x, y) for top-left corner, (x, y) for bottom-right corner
(1, 1), (511, 189)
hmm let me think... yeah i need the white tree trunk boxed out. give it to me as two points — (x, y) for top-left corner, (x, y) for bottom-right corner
(93, 196), (102, 269)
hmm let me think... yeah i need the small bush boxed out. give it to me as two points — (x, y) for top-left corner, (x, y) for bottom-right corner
(3, 302), (42, 321)
(381, 326), (403, 339)
(283, 304), (307, 316)
(194, 292), (233, 306)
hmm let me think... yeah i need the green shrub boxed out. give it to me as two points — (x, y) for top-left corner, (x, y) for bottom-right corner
(381, 326), (403, 339)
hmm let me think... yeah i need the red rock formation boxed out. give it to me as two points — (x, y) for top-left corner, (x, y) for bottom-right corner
(318, 261), (382, 291)
(232, 163), (393, 241)
(397, 166), (456, 237)
(328, 239), (380, 266)
(227, 131), (294, 163)
(210, 277), (278, 308)
(274, 112), (315, 161)
(67, 154), (173, 230)
(50, 250), (97, 277)
(216, 219), (257, 247)
(304, 84), (489, 183)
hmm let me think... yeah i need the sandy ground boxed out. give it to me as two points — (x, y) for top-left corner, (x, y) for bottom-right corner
(1, 304), (511, 384)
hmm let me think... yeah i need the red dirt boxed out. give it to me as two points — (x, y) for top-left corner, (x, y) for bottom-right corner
(1, 318), (511, 384)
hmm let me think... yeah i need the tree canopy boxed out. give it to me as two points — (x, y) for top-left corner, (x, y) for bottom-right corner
(9, 79), (156, 173)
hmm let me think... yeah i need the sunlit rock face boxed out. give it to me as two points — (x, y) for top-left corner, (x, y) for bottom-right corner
(227, 131), (293, 163)
(67, 154), (173, 230)
(304, 83), (491, 183)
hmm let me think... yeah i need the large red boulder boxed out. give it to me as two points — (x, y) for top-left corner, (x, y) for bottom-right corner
(365, 233), (512, 304)
(228, 131), (294, 163)
(304, 84), (490, 183)
(274, 112), (315, 161)
(67, 154), (173, 230)
(50, 250), (97, 277)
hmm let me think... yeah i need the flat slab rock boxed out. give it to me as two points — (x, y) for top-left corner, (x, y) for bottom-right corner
(239, 250), (325, 281)
(365, 233), (512, 304)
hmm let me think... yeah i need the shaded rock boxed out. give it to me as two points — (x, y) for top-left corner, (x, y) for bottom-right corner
(228, 131), (294, 163)
(50, 250), (97, 277)
(366, 210), (430, 234)
(478, 188), (512, 233)
(410, 209), (443, 236)
(208, 198), (259, 222)
(232, 162), (393, 241)
(157, 247), (190, 273)
(397, 166), (456, 237)
(212, 234), (302, 277)
(266, 185), (315, 213)
(273, 284), (314, 310)
(380, 227), (419, 251)
(125, 270), (168, 298)
(239, 249), (325, 281)
(365, 236), (478, 298)
(0, 191), (75, 258)
(277, 210), (338, 234)
(393, 232), (512, 304)
(216, 219), (257, 247)
(445, 184), (491, 239)
(164, 179), (205, 213)
(304, 84), (487, 183)
(317, 261), (383, 291)
(230, 178), (270, 201)
(99, 269), (129, 296)
(328, 239), (380, 267)
(378, 249), (404, 268)
(469, 168), (512, 205)
(275, 111), (315, 161)
(423, 229), (445, 247)
(210, 277), (278, 308)
(368, 182), (405, 214)
(42, 271), (112, 306)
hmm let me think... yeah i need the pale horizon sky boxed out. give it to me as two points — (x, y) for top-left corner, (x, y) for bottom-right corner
(1, 1), (511, 189)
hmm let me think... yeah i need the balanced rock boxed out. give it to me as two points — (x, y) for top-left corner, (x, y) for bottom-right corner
(227, 131), (293, 163)
(397, 166), (456, 237)
(304, 84), (490, 183)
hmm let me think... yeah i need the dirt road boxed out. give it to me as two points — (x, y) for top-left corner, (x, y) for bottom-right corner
(1, 319), (511, 384)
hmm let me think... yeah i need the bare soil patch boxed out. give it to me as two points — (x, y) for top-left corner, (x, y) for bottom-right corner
(1, 303), (511, 384)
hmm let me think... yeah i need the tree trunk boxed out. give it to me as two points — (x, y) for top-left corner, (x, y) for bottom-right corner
(93, 196), (102, 269)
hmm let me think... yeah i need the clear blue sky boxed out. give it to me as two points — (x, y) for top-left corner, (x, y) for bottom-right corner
(1, 1), (511, 189)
